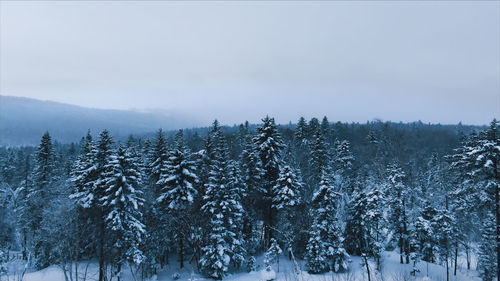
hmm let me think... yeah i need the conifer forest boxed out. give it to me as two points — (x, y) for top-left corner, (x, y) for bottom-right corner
(0, 117), (499, 281)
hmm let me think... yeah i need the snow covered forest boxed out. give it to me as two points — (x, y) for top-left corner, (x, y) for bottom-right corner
(0, 116), (499, 281)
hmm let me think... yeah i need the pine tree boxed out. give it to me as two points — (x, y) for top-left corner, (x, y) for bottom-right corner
(101, 145), (146, 277)
(478, 212), (497, 281)
(239, 133), (263, 214)
(148, 129), (169, 196)
(344, 177), (385, 267)
(253, 116), (284, 245)
(157, 130), (197, 209)
(264, 238), (282, 271)
(450, 120), (499, 280)
(386, 163), (410, 264)
(309, 130), (329, 189)
(306, 173), (348, 273)
(69, 131), (102, 264)
(294, 117), (308, 145)
(70, 131), (96, 208)
(435, 206), (454, 281)
(201, 132), (231, 279)
(28, 132), (56, 268)
(225, 161), (246, 268)
(320, 116), (331, 142)
(272, 166), (301, 210)
(93, 130), (114, 281)
(157, 130), (198, 269)
(332, 140), (355, 195)
(201, 126), (246, 279)
(469, 120), (500, 281)
(414, 199), (438, 263)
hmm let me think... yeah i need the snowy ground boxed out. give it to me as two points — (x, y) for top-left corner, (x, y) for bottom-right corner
(8, 251), (480, 281)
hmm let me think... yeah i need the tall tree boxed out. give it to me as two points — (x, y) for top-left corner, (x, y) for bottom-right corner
(28, 132), (56, 268)
(306, 173), (348, 273)
(253, 116), (284, 246)
(157, 130), (198, 269)
(386, 163), (410, 264)
(101, 145), (146, 279)
(201, 130), (244, 279)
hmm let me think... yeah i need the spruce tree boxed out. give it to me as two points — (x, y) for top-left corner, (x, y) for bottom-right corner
(309, 130), (329, 189)
(272, 165), (301, 210)
(306, 173), (348, 273)
(157, 130), (197, 209)
(157, 130), (198, 269)
(101, 145), (146, 277)
(414, 199), (438, 263)
(28, 132), (56, 268)
(93, 130), (114, 281)
(253, 116), (284, 245)
(386, 163), (410, 264)
(332, 140), (355, 195)
(200, 131), (231, 279)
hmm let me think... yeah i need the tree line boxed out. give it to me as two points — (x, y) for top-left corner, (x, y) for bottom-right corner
(0, 117), (498, 281)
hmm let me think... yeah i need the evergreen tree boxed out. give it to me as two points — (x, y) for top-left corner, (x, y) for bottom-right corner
(320, 116), (330, 140)
(101, 145), (146, 277)
(309, 130), (329, 189)
(93, 130), (115, 281)
(435, 206), (455, 281)
(478, 212), (497, 281)
(272, 166), (301, 210)
(386, 163), (410, 264)
(28, 132), (56, 268)
(253, 116), (284, 245)
(332, 140), (355, 195)
(157, 130), (198, 269)
(157, 130), (197, 209)
(306, 173), (348, 273)
(294, 117), (308, 145)
(225, 161), (247, 268)
(344, 177), (385, 268)
(264, 238), (282, 271)
(239, 133), (263, 215)
(201, 127), (245, 279)
(414, 199), (438, 263)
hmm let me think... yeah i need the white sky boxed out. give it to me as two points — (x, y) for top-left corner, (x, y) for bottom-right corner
(1, 1), (499, 125)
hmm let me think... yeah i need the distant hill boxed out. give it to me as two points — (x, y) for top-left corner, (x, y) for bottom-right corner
(0, 96), (197, 146)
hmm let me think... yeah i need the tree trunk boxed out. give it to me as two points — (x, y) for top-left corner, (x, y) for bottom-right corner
(399, 238), (404, 264)
(75, 261), (78, 281)
(98, 220), (105, 281)
(117, 263), (121, 281)
(446, 255), (449, 281)
(179, 237), (184, 269)
(403, 199), (409, 264)
(465, 242), (471, 270)
(363, 254), (371, 281)
(454, 242), (458, 276)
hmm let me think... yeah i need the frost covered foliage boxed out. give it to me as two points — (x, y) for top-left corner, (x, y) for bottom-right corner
(101, 145), (146, 266)
(306, 174), (348, 273)
(1, 116), (499, 281)
(449, 120), (500, 281)
(201, 123), (246, 279)
(253, 116), (284, 246)
(272, 166), (301, 210)
(157, 130), (197, 209)
(344, 177), (385, 269)
(264, 238), (282, 269)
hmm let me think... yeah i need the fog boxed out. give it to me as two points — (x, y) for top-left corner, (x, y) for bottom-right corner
(1, 1), (498, 125)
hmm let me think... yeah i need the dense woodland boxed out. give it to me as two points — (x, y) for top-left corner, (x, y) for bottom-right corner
(0, 117), (498, 281)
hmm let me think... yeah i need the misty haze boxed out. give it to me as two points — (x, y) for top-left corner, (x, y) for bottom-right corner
(0, 2), (499, 281)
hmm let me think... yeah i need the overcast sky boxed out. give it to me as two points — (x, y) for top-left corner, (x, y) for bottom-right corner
(1, 1), (499, 126)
